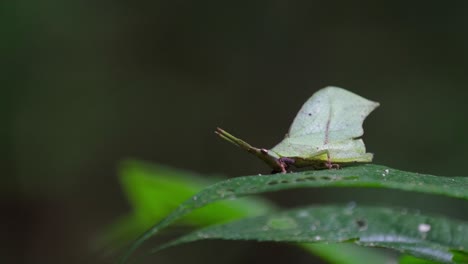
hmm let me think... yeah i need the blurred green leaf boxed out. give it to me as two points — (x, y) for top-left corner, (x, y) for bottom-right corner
(154, 205), (468, 263)
(120, 160), (274, 226)
(98, 160), (274, 247)
(120, 164), (468, 263)
(451, 250), (468, 263)
(399, 255), (441, 264)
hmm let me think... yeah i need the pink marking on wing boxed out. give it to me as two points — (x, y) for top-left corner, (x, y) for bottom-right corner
(324, 108), (332, 144)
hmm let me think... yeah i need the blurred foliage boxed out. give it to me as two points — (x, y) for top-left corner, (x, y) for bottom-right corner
(98, 160), (274, 248)
(399, 255), (446, 264)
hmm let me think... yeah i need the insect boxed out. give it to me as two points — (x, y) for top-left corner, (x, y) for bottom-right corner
(215, 86), (379, 173)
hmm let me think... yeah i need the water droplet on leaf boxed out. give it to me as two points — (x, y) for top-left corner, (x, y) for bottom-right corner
(297, 211), (309, 218)
(418, 223), (431, 233)
(382, 169), (390, 177)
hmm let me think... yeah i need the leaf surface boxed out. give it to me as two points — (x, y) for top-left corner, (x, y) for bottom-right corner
(107, 161), (390, 264)
(153, 205), (468, 264)
(120, 164), (468, 263)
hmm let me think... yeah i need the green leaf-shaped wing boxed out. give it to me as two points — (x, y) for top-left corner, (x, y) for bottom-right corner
(271, 86), (379, 165)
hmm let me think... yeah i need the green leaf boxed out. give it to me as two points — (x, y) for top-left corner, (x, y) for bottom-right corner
(119, 160), (273, 225)
(154, 205), (468, 264)
(106, 161), (390, 264)
(399, 255), (442, 264)
(300, 243), (392, 264)
(119, 164), (468, 263)
(216, 87), (379, 172)
(98, 160), (274, 247)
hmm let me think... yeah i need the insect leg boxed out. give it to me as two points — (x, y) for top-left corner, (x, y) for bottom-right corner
(325, 151), (340, 169)
(277, 157), (295, 173)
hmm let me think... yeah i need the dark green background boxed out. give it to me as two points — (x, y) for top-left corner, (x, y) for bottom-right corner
(3, 1), (468, 263)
